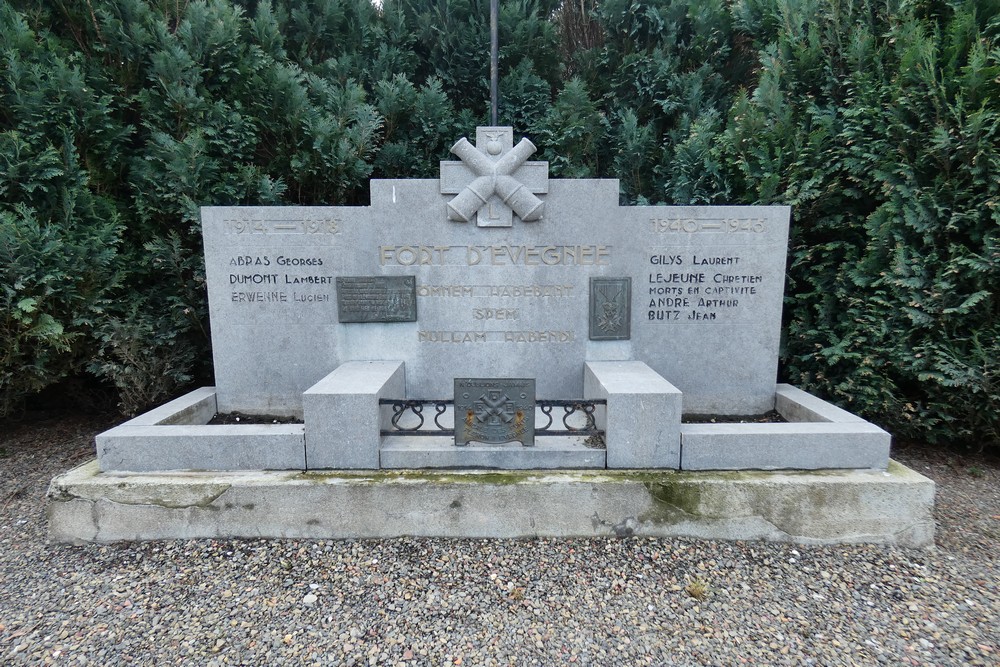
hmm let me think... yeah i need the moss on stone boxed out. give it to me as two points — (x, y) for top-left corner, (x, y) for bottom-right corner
(646, 480), (704, 515)
(637, 480), (705, 525)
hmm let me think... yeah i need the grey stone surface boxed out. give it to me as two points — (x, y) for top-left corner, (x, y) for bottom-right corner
(94, 387), (306, 472)
(775, 383), (867, 423)
(93, 383), (893, 474)
(48, 460), (935, 547)
(680, 422), (891, 471)
(379, 437), (605, 469)
(303, 361), (405, 469)
(96, 424), (306, 472)
(584, 361), (681, 469)
(202, 132), (790, 416)
(116, 386), (218, 426)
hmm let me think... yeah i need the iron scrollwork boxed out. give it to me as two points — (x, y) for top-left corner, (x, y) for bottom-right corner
(380, 399), (454, 436)
(536, 400), (604, 438)
(379, 397), (606, 447)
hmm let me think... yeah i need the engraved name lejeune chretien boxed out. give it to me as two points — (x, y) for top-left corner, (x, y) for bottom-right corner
(644, 214), (769, 322)
(645, 254), (764, 322)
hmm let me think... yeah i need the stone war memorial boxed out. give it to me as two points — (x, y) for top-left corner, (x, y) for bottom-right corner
(48, 127), (935, 545)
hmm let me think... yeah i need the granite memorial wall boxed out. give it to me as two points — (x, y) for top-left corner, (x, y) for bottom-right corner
(203, 128), (790, 417)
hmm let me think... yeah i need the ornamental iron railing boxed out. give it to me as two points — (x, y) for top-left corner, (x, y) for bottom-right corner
(378, 398), (606, 446)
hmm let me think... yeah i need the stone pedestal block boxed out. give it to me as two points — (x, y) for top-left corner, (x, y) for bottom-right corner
(584, 361), (681, 469)
(303, 361), (405, 469)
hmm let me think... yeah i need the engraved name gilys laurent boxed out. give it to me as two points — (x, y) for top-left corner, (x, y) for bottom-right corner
(648, 254), (741, 265)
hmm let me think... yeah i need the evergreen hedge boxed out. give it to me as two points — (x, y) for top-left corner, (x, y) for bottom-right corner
(1, 0), (996, 450)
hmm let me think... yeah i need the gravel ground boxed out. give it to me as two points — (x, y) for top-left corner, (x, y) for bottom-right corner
(1, 411), (997, 666)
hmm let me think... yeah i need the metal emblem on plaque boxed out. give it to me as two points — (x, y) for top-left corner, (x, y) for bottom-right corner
(336, 276), (417, 323)
(589, 277), (631, 340)
(454, 378), (535, 447)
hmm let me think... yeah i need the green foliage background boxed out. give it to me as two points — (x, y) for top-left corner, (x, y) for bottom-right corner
(1, 0), (997, 449)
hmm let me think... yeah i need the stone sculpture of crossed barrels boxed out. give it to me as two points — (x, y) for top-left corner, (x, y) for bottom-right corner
(446, 137), (545, 223)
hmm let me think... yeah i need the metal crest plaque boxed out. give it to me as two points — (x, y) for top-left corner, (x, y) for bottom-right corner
(589, 277), (631, 340)
(336, 276), (417, 323)
(454, 378), (535, 446)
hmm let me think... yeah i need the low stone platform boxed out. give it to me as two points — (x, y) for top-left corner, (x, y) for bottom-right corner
(48, 460), (935, 547)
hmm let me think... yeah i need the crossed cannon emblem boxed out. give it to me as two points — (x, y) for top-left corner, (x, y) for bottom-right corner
(442, 128), (547, 226)
(474, 390), (516, 425)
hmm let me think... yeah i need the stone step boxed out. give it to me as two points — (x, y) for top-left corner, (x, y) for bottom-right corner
(378, 436), (605, 470)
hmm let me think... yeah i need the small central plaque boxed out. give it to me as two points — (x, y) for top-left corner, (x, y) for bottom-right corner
(336, 276), (417, 323)
(589, 277), (631, 340)
(454, 378), (535, 447)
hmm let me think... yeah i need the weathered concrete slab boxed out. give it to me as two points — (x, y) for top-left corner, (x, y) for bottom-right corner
(379, 437), (605, 469)
(48, 460), (934, 547)
(303, 361), (405, 469)
(584, 361), (681, 469)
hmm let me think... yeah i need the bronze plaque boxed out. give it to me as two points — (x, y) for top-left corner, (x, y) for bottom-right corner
(336, 276), (417, 323)
(589, 277), (631, 340)
(454, 378), (535, 446)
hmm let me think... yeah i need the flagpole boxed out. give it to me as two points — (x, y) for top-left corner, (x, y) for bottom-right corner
(490, 0), (499, 125)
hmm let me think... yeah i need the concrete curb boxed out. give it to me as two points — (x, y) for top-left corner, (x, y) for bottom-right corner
(48, 460), (935, 547)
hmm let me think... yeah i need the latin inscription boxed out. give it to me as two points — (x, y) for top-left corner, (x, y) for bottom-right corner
(414, 282), (577, 345)
(418, 331), (574, 343)
(417, 284), (573, 298)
